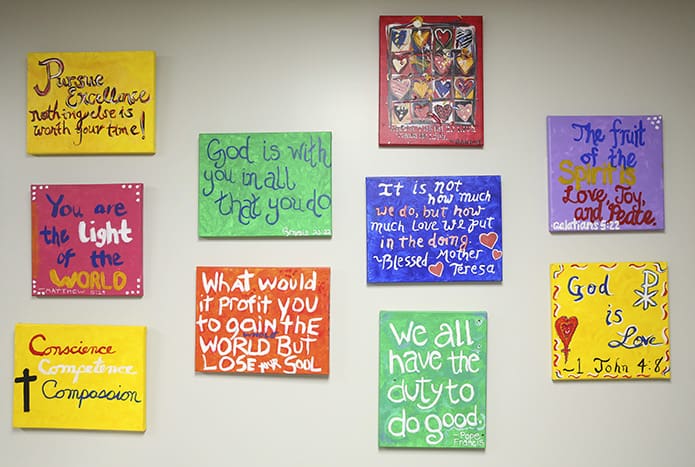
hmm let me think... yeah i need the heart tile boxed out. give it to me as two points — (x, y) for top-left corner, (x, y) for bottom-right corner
(434, 28), (452, 47)
(413, 80), (430, 99)
(433, 54), (452, 74)
(455, 28), (473, 49)
(434, 80), (451, 97)
(413, 103), (430, 119)
(409, 55), (430, 73)
(433, 103), (452, 121)
(413, 30), (431, 49)
(391, 29), (408, 48)
(390, 78), (411, 99)
(392, 56), (408, 73)
(393, 104), (408, 121)
(456, 53), (474, 75)
(455, 78), (475, 98)
(455, 103), (473, 122)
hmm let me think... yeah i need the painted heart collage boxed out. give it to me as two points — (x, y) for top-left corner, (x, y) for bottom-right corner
(387, 21), (478, 127)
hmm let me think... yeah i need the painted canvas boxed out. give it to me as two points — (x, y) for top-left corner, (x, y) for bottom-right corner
(13, 323), (146, 431)
(379, 311), (487, 448)
(366, 175), (502, 283)
(550, 262), (670, 380)
(27, 51), (156, 155)
(195, 267), (330, 375)
(379, 16), (484, 146)
(547, 115), (664, 232)
(31, 183), (144, 297)
(198, 132), (332, 237)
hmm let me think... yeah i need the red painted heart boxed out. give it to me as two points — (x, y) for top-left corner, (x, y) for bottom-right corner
(428, 262), (444, 277)
(555, 316), (578, 349)
(492, 249), (502, 260)
(555, 316), (579, 363)
(479, 232), (498, 249)
(413, 103), (430, 119)
(434, 28), (452, 46)
(434, 103), (452, 121)
(433, 54), (452, 74)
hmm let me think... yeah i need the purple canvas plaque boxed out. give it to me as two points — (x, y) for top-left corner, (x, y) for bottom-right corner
(547, 115), (664, 232)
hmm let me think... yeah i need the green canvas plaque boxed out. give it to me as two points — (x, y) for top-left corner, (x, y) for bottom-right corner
(379, 311), (487, 448)
(199, 132), (332, 237)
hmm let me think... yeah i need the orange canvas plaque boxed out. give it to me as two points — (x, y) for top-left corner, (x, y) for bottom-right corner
(195, 267), (330, 375)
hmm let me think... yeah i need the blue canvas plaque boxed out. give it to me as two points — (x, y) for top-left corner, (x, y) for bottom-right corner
(366, 175), (502, 283)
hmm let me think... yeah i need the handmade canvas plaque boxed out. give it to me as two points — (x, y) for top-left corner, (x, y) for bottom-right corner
(196, 266), (330, 375)
(366, 175), (502, 283)
(198, 132), (332, 237)
(551, 262), (670, 380)
(547, 115), (664, 232)
(13, 323), (146, 431)
(379, 311), (487, 448)
(379, 16), (484, 146)
(31, 183), (143, 297)
(27, 51), (156, 154)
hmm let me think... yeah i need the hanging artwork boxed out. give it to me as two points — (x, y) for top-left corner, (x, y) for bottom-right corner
(13, 323), (147, 431)
(195, 266), (330, 375)
(198, 132), (332, 237)
(366, 175), (502, 283)
(26, 50), (156, 155)
(550, 262), (670, 380)
(379, 16), (484, 146)
(547, 115), (664, 232)
(379, 311), (487, 448)
(31, 183), (144, 297)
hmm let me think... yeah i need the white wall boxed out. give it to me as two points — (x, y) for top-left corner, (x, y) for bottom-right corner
(2, 0), (694, 466)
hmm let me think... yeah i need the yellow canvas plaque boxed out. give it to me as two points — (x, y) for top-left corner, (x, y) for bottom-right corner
(13, 323), (146, 431)
(27, 50), (156, 155)
(550, 262), (669, 380)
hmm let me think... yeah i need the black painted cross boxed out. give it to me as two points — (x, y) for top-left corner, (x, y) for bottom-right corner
(14, 368), (37, 412)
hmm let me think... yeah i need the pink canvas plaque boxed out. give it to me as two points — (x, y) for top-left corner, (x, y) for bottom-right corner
(31, 183), (144, 297)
